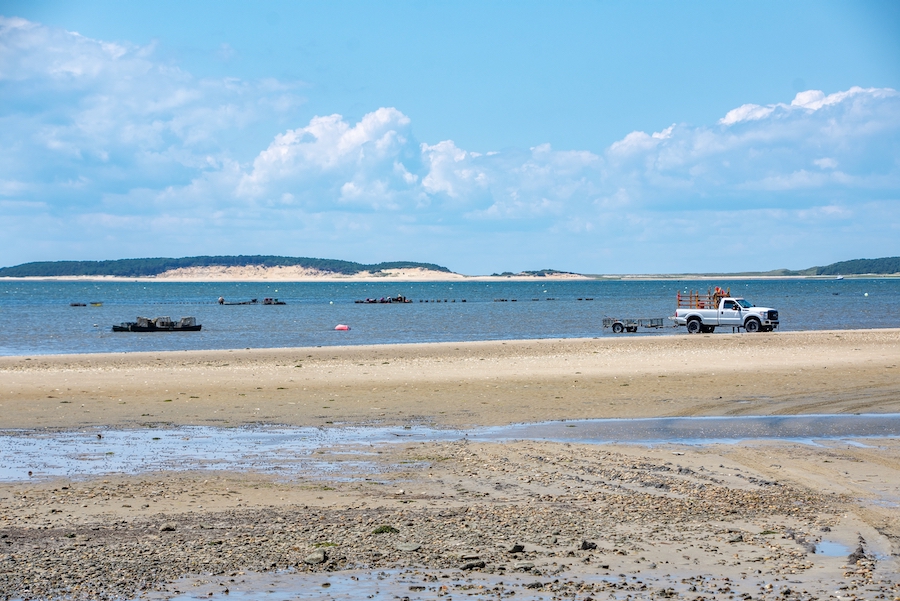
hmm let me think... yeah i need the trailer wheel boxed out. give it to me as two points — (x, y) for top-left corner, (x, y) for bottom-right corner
(686, 319), (702, 334)
(612, 322), (625, 334)
(744, 317), (761, 333)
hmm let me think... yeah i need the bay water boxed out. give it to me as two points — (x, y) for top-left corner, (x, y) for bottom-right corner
(0, 278), (897, 356)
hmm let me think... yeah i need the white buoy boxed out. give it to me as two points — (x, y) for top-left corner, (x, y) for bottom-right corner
(864, 293), (868, 297)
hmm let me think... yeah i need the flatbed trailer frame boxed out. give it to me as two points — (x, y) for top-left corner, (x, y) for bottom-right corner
(602, 317), (666, 334)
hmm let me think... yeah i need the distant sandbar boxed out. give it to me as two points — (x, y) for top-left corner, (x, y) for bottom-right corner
(0, 265), (592, 282)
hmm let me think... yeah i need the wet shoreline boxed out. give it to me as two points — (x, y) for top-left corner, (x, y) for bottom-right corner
(3, 414), (900, 483)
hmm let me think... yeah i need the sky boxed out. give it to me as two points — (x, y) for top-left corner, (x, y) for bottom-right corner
(1, 1), (899, 274)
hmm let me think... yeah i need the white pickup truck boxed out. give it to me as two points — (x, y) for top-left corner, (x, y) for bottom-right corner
(671, 290), (779, 334)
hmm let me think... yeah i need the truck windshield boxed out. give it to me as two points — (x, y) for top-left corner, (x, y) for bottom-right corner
(736, 299), (754, 308)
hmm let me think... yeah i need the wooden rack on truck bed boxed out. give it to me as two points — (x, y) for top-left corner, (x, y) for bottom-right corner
(602, 317), (666, 334)
(676, 287), (731, 310)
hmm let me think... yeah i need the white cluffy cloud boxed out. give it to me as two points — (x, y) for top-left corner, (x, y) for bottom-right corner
(237, 108), (419, 210)
(1, 16), (899, 272)
(720, 86), (894, 125)
(0, 16), (305, 196)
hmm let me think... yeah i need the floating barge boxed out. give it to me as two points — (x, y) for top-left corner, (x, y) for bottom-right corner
(112, 316), (201, 332)
(355, 295), (412, 304)
(218, 297), (256, 305)
(217, 297), (285, 305)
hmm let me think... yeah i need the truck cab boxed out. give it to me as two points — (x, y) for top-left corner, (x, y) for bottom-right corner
(718, 298), (748, 327)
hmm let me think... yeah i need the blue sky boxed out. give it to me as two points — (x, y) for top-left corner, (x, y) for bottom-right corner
(1, 1), (898, 274)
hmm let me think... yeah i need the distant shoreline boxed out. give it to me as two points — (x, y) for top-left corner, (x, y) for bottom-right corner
(0, 272), (896, 282)
(3, 255), (897, 281)
(597, 273), (900, 280)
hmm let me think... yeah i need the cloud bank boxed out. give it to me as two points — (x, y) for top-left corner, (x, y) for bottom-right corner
(1, 17), (898, 273)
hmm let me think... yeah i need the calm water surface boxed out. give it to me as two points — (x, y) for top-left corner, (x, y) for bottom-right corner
(0, 278), (897, 355)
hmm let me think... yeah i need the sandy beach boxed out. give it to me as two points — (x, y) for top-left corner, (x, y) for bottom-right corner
(2, 329), (898, 430)
(2, 329), (899, 599)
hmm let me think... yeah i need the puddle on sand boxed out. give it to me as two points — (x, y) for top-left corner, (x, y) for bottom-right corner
(138, 567), (762, 601)
(0, 425), (454, 482)
(480, 413), (900, 445)
(2, 413), (899, 482)
(142, 569), (579, 601)
(815, 540), (851, 557)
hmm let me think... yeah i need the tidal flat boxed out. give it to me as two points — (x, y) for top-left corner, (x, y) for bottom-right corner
(1, 330), (899, 599)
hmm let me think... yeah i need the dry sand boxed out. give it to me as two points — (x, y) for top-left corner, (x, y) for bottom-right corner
(1, 329), (899, 599)
(1, 329), (898, 430)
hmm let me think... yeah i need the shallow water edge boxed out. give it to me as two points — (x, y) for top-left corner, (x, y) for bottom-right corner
(3, 413), (899, 483)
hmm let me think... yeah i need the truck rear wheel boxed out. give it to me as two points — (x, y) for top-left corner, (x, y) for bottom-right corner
(744, 318), (761, 333)
(686, 319), (702, 334)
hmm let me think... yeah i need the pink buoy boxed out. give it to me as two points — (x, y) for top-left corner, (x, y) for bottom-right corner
(334, 324), (350, 331)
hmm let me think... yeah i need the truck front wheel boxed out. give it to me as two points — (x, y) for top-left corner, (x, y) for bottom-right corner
(744, 318), (761, 333)
(612, 322), (624, 334)
(686, 319), (703, 334)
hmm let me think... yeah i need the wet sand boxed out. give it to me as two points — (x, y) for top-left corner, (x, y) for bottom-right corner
(2, 439), (899, 599)
(1, 329), (900, 599)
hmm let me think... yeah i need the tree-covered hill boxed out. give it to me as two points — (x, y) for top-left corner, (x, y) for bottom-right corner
(687, 257), (900, 277)
(0, 256), (452, 277)
(806, 256), (900, 276)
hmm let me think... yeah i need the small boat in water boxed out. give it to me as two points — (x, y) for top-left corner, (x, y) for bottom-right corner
(262, 297), (285, 305)
(218, 297), (257, 305)
(112, 316), (202, 332)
